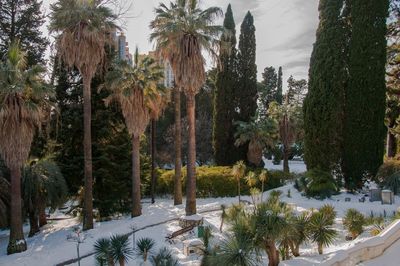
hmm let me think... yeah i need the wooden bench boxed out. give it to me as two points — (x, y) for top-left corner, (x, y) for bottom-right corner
(165, 224), (195, 243)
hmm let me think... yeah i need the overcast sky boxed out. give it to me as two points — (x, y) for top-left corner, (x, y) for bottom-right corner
(43, 0), (319, 87)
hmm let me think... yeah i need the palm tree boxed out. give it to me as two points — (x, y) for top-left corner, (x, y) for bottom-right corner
(0, 43), (53, 254)
(151, 247), (179, 266)
(22, 158), (68, 237)
(343, 209), (365, 239)
(150, 0), (223, 215)
(49, 0), (118, 230)
(148, 84), (170, 204)
(258, 170), (268, 202)
(235, 118), (278, 167)
(268, 100), (303, 173)
(102, 53), (164, 217)
(94, 235), (133, 266)
(232, 161), (246, 203)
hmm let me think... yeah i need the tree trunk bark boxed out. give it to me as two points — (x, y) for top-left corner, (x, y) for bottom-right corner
(283, 114), (290, 174)
(7, 167), (27, 254)
(82, 76), (93, 231)
(150, 119), (156, 204)
(185, 94), (197, 215)
(174, 87), (183, 205)
(387, 128), (396, 158)
(28, 210), (39, 237)
(265, 242), (280, 266)
(318, 243), (323, 255)
(132, 135), (142, 217)
(38, 197), (47, 227)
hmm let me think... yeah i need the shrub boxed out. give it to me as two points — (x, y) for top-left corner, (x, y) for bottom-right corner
(319, 204), (337, 225)
(376, 160), (400, 194)
(304, 169), (337, 199)
(94, 234), (133, 266)
(343, 209), (365, 239)
(157, 166), (284, 198)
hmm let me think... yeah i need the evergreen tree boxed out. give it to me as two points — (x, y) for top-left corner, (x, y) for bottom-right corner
(342, 0), (389, 188)
(0, 0), (48, 66)
(276, 66), (283, 104)
(236, 11), (258, 163)
(258, 66), (278, 120)
(303, 0), (347, 172)
(287, 75), (307, 105)
(213, 4), (240, 165)
(386, 0), (400, 158)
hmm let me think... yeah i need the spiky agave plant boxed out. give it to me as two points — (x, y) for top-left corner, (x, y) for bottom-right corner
(136, 237), (156, 262)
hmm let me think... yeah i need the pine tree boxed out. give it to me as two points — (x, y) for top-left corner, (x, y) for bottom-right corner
(213, 4), (241, 165)
(303, 0), (347, 172)
(0, 0), (48, 66)
(258, 66), (278, 119)
(342, 0), (389, 189)
(236, 11), (258, 163)
(276, 66), (283, 104)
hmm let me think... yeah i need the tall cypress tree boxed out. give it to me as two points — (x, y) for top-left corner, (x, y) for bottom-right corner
(342, 0), (389, 188)
(213, 4), (240, 165)
(276, 66), (283, 104)
(303, 0), (347, 172)
(236, 11), (258, 163)
(258, 66), (278, 119)
(0, 0), (48, 66)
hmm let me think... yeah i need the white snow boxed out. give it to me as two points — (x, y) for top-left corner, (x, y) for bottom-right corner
(263, 159), (307, 173)
(1, 182), (399, 266)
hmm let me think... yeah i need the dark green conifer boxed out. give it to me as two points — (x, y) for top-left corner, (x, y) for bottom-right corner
(303, 0), (347, 172)
(342, 0), (389, 188)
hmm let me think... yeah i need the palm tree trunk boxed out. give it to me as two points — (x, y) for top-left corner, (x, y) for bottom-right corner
(119, 258), (125, 266)
(38, 197), (47, 227)
(185, 94), (197, 215)
(387, 128), (396, 158)
(7, 167), (27, 254)
(28, 209), (39, 237)
(174, 87), (182, 205)
(282, 114), (290, 174)
(83, 76), (93, 231)
(132, 135), (142, 217)
(150, 119), (156, 204)
(237, 178), (241, 204)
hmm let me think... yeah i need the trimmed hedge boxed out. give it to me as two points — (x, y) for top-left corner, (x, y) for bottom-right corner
(156, 166), (284, 198)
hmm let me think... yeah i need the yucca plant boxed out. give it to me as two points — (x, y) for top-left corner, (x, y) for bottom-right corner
(209, 219), (259, 266)
(246, 171), (258, 188)
(343, 209), (365, 239)
(318, 204), (337, 225)
(290, 212), (311, 257)
(308, 211), (338, 254)
(232, 161), (246, 203)
(258, 170), (268, 202)
(94, 238), (113, 266)
(249, 188), (261, 208)
(136, 237), (156, 262)
(150, 247), (178, 266)
(110, 235), (133, 266)
(220, 204), (227, 232)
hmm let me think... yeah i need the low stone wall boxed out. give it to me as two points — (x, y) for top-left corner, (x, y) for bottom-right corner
(322, 219), (400, 266)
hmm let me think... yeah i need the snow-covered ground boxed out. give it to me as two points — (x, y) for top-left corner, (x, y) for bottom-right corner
(263, 159), (307, 173)
(1, 181), (399, 266)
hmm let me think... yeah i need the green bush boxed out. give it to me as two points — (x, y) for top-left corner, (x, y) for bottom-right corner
(376, 160), (400, 195)
(157, 166), (285, 198)
(304, 169), (337, 199)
